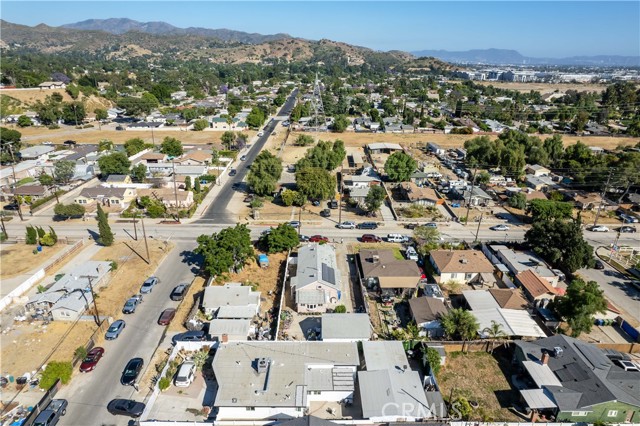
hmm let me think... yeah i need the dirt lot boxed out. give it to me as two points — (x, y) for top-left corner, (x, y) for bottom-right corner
(1, 89), (111, 112)
(0, 239), (172, 386)
(168, 276), (206, 333)
(436, 350), (522, 422)
(475, 81), (613, 94)
(0, 243), (66, 278)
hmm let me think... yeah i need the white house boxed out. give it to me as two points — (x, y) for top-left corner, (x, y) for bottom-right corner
(429, 250), (495, 284)
(18, 146), (55, 161)
(291, 244), (342, 313)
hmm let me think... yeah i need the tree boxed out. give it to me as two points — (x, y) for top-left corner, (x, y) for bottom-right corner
(543, 134), (564, 167)
(553, 278), (607, 337)
(527, 199), (573, 222)
(98, 152), (131, 177)
(96, 204), (114, 246)
(508, 192), (527, 210)
(573, 110), (590, 132)
(17, 115), (32, 127)
(440, 308), (479, 351)
(150, 83), (173, 104)
(296, 140), (346, 171)
(296, 167), (336, 201)
(195, 224), (254, 276)
(246, 106), (266, 129)
(98, 139), (113, 152)
(193, 119), (209, 131)
(263, 223), (299, 253)
(294, 134), (315, 146)
(364, 185), (385, 212)
(38, 173), (54, 187)
(54, 203), (85, 218)
(39, 361), (72, 390)
(482, 320), (507, 354)
(221, 131), (236, 150)
(160, 137), (183, 157)
(424, 346), (441, 375)
(131, 163), (147, 183)
(281, 189), (306, 207)
(413, 226), (441, 255)
(184, 176), (192, 191)
(332, 115), (349, 133)
(475, 171), (491, 185)
(384, 151), (417, 182)
(247, 151), (282, 196)
(0, 127), (22, 162)
(525, 218), (594, 272)
(124, 137), (147, 157)
(53, 160), (75, 185)
(94, 108), (108, 121)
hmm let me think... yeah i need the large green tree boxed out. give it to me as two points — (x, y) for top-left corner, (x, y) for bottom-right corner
(0, 127), (22, 163)
(508, 192), (527, 210)
(552, 278), (607, 337)
(53, 160), (76, 185)
(131, 163), (147, 183)
(97, 152), (131, 177)
(527, 199), (573, 222)
(332, 115), (349, 133)
(384, 151), (417, 182)
(53, 203), (85, 218)
(413, 225), (441, 255)
(96, 204), (114, 246)
(296, 167), (336, 201)
(61, 101), (86, 125)
(124, 137), (147, 157)
(263, 223), (300, 253)
(296, 140), (346, 171)
(195, 224), (254, 276)
(246, 106), (266, 129)
(160, 137), (183, 157)
(364, 185), (386, 212)
(247, 151), (282, 196)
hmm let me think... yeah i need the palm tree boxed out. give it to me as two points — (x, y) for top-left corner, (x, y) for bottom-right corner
(439, 308), (480, 352)
(483, 320), (507, 354)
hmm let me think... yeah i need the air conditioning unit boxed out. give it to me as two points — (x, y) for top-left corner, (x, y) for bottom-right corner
(553, 347), (563, 357)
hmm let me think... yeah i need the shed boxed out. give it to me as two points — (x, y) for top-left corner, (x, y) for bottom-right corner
(258, 254), (269, 268)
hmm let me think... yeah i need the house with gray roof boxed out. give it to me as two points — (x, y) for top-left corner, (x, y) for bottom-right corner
(18, 145), (55, 161)
(291, 244), (342, 313)
(514, 335), (640, 423)
(321, 313), (371, 342)
(201, 282), (260, 319)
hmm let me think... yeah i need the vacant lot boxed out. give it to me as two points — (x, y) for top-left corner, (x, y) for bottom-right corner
(1, 89), (112, 112)
(436, 351), (522, 422)
(475, 81), (613, 94)
(0, 243), (65, 278)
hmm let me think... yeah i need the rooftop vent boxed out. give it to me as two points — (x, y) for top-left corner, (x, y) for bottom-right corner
(460, 258), (468, 264)
(257, 357), (271, 374)
(553, 347), (564, 358)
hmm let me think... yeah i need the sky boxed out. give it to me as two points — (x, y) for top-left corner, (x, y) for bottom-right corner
(1, 1), (638, 58)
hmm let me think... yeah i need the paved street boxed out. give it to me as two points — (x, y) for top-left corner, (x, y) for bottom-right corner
(56, 242), (197, 426)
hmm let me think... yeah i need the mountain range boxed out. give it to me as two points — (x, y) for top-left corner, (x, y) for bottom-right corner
(411, 48), (640, 67)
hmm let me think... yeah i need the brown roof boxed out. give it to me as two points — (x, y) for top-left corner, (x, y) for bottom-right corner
(137, 188), (192, 202)
(358, 249), (421, 289)
(515, 270), (557, 299)
(409, 297), (448, 323)
(140, 152), (167, 161)
(400, 182), (441, 203)
(488, 288), (528, 310)
(179, 150), (211, 163)
(524, 191), (548, 201)
(79, 187), (129, 199)
(430, 250), (494, 274)
(13, 185), (47, 196)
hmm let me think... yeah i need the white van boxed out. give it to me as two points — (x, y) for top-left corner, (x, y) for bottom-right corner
(387, 234), (408, 243)
(405, 246), (419, 261)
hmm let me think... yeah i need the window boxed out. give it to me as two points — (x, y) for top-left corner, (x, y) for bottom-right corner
(451, 273), (458, 279)
(307, 304), (316, 309)
(572, 411), (588, 417)
(465, 273), (473, 279)
(607, 410), (618, 417)
(246, 407), (255, 411)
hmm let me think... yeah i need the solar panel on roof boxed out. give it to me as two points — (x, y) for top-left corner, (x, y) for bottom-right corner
(322, 263), (336, 285)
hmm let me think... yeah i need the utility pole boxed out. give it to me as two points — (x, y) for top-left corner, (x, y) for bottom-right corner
(298, 206), (303, 237)
(172, 160), (180, 222)
(132, 211), (138, 241)
(0, 214), (7, 238)
(464, 167), (478, 224)
(7, 145), (24, 221)
(593, 169), (613, 227)
(609, 231), (621, 262)
(474, 212), (484, 242)
(338, 168), (343, 224)
(140, 216), (151, 264)
(79, 275), (101, 326)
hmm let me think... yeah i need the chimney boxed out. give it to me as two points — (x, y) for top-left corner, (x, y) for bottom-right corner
(221, 333), (228, 343)
(541, 352), (550, 365)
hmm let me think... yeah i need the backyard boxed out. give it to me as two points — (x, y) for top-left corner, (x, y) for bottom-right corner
(0, 243), (66, 278)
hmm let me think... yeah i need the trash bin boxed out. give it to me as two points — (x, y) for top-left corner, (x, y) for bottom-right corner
(8, 375), (14, 383)
(37, 245), (42, 252)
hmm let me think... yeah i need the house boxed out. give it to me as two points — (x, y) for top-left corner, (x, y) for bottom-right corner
(103, 174), (132, 186)
(348, 186), (371, 206)
(526, 164), (551, 177)
(488, 245), (559, 287)
(515, 270), (558, 308)
(208, 319), (251, 342)
(74, 187), (136, 208)
(525, 174), (556, 192)
(399, 182), (443, 206)
(427, 142), (445, 156)
(38, 81), (66, 90)
(212, 341), (358, 420)
(342, 174), (381, 190)
(366, 142), (403, 154)
(291, 244), (342, 313)
(409, 170), (431, 186)
(514, 335), (640, 423)
(349, 152), (364, 169)
(201, 282), (260, 319)
(177, 150), (212, 166)
(138, 152), (167, 164)
(358, 249), (422, 297)
(452, 186), (494, 206)
(144, 163), (207, 180)
(136, 188), (194, 208)
(571, 192), (613, 211)
(12, 185), (49, 200)
(126, 121), (164, 130)
(359, 341), (445, 422)
(408, 297), (448, 338)
(429, 250), (494, 284)
(321, 313), (371, 342)
(488, 288), (528, 310)
(18, 146), (55, 161)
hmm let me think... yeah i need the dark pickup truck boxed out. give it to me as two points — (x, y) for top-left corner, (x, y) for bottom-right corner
(33, 399), (68, 426)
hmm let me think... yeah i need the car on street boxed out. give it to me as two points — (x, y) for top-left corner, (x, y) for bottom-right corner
(240, 155), (247, 161)
(594, 260), (605, 270)
(33, 399), (67, 426)
(490, 224), (510, 231)
(79, 347), (105, 372)
(229, 169), (237, 176)
(387, 234), (409, 243)
(309, 235), (329, 243)
(357, 222), (378, 230)
(3, 204), (18, 211)
(140, 276), (158, 294)
(107, 399), (145, 418)
(320, 209), (331, 217)
(158, 308), (177, 326)
(299, 235), (310, 242)
(361, 234), (382, 243)
(619, 226), (637, 233)
(589, 225), (610, 232)
(337, 221), (356, 229)
(619, 213), (639, 223)
(174, 361), (196, 388)
(170, 284), (189, 301)
(172, 330), (207, 344)
(122, 295), (143, 314)
(121, 357), (144, 386)
(288, 221), (301, 229)
(328, 199), (339, 209)
(424, 222), (438, 228)
(257, 131), (264, 137)
(282, 120), (290, 127)
(404, 223), (419, 230)
(105, 319), (126, 340)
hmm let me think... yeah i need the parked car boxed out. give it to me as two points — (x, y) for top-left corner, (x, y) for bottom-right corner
(320, 209), (331, 217)
(589, 225), (609, 232)
(619, 213), (639, 223)
(174, 361), (196, 388)
(121, 358), (144, 386)
(405, 246), (419, 261)
(140, 276), (158, 294)
(33, 399), (67, 426)
(490, 224), (510, 231)
(240, 155), (247, 161)
(122, 295), (143, 314)
(357, 222), (378, 230)
(361, 234), (382, 243)
(594, 260), (605, 270)
(404, 223), (419, 230)
(328, 199), (339, 209)
(79, 347), (105, 372)
(172, 330), (207, 345)
(170, 284), (189, 301)
(619, 226), (637, 233)
(309, 235), (329, 243)
(158, 308), (177, 326)
(424, 222), (438, 228)
(311, 200), (321, 207)
(105, 320), (126, 340)
(387, 234), (409, 243)
(288, 221), (301, 229)
(337, 221), (356, 229)
(257, 131), (264, 137)
(229, 169), (237, 176)
(107, 399), (145, 418)
(299, 235), (310, 242)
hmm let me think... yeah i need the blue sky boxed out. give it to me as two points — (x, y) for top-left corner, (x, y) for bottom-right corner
(1, 1), (638, 57)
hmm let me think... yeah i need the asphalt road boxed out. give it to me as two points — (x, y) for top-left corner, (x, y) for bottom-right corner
(57, 242), (197, 426)
(198, 89), (298, 224)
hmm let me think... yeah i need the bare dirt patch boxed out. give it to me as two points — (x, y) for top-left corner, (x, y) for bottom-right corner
(436, 350), (522, 422)
(0, 89), (111, 112)
(475, 81), (615, 94)
(168, 276), (206, 333)
(0, 243), (66, 279)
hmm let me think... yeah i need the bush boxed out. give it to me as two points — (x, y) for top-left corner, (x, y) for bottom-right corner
(333, 305), (347, 313)
(0, 231), (6, 242)
(31, 191), (65, 211)
(108, 260), (118, 271)
(39, 361), (73, 389)
(158, 377), (171, 391)
(74, 346), (88, 360)
(40, 233), (56, 246)
(26, 225), (38, 244)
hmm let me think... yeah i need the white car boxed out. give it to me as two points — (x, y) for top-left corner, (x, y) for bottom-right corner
(490, 224), (510, 231)
(590, 225), (609, 232)
(257, 131), (264, 137)
(174, 361), (196, 388)
(337, 221), (356, 229)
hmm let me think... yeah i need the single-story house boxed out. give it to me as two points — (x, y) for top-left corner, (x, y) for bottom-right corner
(321, 313), (371, 342)
(358, 249), (422, 297)
(38, 81), (66, 90)
(343, 174), (381, 190)
(399, 182), (443, 206)
(571, 192), (615, 211)
(429, 250), (494, 284)
(526, 164), (551, 177)
(366, 143), (403, 154)
(201, 282), (261, 318)
(349, 152), (364, 169)
(104, 174), (132, 186)
(488, 245), (560, 287)
(525, 174), (556, 192)
(291, 244), (342, 313)
(208, 319), (251, 342)
(488, 288), (529, 310)
(18, 146), (55, 161)
(74, 187), (137, 208)
(136, 188), (194, 208)
(176, 150), (212, 166)
(12, 185), (49, 200)
(452, 186), (494, 206)
(409, 170), (431, 186)
(138, 152), (168, 164)
(515, 270), (558, 308)
(126, 121), (164, 130)
(408, 297), (448, 338)
(348, 186), (371, 206)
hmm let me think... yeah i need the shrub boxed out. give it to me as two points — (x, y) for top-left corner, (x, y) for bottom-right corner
(40, 233), (56, 246)
(39, 361), (73, 389)
(26, 225), (38, 244)
(333, 305), (347, 313)
(74, 346), (88, 360)
(158, 377), (171, 391)
(108, 260), (118, 271)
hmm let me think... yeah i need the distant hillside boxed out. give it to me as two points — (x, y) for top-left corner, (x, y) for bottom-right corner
(412, 48), (640, 67)
(61, 18), (291, 44)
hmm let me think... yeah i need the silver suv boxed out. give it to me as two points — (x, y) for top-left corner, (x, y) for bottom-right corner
(337, 221), (356, 229)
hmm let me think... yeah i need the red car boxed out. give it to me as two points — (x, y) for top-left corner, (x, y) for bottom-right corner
(158, 308), (177, 326)
(361, 234), (381, 243)
(309, 235), (329, 243)
(79, 347), (105, 372)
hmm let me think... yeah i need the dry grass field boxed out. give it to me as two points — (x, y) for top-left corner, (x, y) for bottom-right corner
(1, 89), (112, 112)
(474, 81), (616, 94)
(0, 243), (66, 278)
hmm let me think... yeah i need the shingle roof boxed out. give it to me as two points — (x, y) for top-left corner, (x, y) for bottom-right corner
(488, 288), (529, 310)
(408, 297), (448, 323)
(400, 182), (441, 202)
(358, 249), (421, 288)
(78, 187), (129, 199)
(322, 313), (371, 340)
(430, 250), (494, 274)
(12, 185), (47, 196)
(515, 270), (557, 299)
